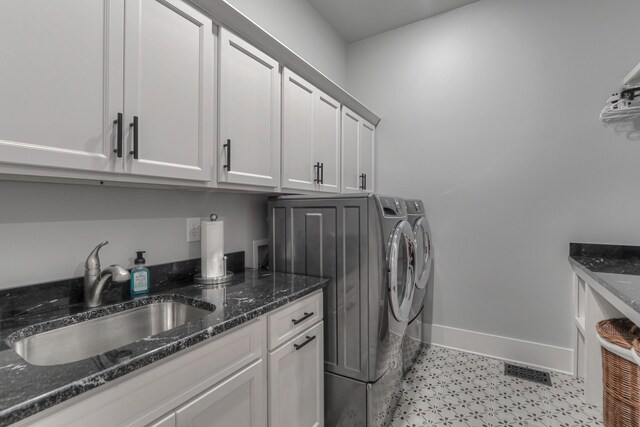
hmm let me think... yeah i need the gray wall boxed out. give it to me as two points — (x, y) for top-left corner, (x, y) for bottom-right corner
(0, 181), (268, 289)
(225, 0), (347, 87)
(346, 0), (640, 349)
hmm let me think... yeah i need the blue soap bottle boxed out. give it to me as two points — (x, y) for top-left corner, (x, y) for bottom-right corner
(130, 251), (150, 296)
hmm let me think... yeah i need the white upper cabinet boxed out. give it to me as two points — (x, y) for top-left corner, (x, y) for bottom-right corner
(314, 93), (341, 193)
(341, 107), (375, 193)
(0, 1), (375, 190)
(341, 108), (361, 193)
(359, 120), (375, 193)
(282, 69), (315, 191)
(218, 28), (281, 188)
(282, 68), (340, 193)
(0, 0), (212, 182)
(0, 0), (124, 173)
(124, 0), (213, 181)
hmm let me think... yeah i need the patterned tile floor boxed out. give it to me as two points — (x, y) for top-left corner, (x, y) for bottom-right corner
(390, 345), (603, 426)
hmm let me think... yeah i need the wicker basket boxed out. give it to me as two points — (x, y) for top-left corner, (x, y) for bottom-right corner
(597, 318), (640, 427)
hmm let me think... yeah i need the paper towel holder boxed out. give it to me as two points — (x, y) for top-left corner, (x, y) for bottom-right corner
(194, 213), (234, 285)
(194, 255), (234, 285)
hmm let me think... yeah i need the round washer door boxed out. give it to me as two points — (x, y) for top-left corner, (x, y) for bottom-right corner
(413, 217), (432, 289)
(388, 220), (417, 322)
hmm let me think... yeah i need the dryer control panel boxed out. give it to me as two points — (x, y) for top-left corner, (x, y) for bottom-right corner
(376, 195), (407, 218)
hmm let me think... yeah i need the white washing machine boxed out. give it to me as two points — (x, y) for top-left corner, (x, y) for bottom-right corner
(402, 199), (433, 374)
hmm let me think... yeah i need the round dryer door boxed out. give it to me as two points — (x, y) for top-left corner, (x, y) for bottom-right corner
(388, 220), (417, 322)
(413, 217), (432, 289)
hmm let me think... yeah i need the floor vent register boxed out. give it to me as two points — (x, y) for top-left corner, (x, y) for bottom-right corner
(504, 362), (552, 386)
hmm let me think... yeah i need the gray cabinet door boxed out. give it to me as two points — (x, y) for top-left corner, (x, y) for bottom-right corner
(269, 198), (369, 381)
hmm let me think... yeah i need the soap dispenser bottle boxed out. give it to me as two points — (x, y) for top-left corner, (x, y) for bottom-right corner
(130, 251), (150, 296)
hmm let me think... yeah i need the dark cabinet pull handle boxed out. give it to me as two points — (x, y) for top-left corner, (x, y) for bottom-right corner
(223, 139), (231, 170)
(129, 116), (139, 159)
(113, 113), (123, 158)
(294, 335), (316, 351)
(360, 173), (365, 190)
(320, 162), (324, 184)
(292, 312), (313, 325)
(313, 162), (321, 183)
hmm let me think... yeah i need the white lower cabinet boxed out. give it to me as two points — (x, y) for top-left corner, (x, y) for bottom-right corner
(20, 291), (324, 427)
(268, 322), (324, 427)
(176, 360), (266, 427)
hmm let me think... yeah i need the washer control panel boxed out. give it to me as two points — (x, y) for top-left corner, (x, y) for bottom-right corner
(405, 200), (424, 215)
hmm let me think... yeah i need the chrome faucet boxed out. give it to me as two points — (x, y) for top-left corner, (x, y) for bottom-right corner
(84, 241), (131, 308)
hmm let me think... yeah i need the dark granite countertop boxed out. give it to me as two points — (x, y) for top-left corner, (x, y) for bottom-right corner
(569, 242), (640, 319)
(0, 268), (327, 426)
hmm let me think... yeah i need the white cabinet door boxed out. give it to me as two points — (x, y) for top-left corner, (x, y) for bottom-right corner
(0, 0), (124, 173)
(341, 108), (375, 194)
(269, 322), (324, 427)
(282, 69), (315, 191)
(282, 68), (340, 193)
(147, 413), (176, 427)
(314, 92), (341, 193)
(124, 0), (213, 181)
(219, 28), (280, 188)
(359, 120), (375, 193)
(175, 360), (267, 427)
(341, 108), (361, 193)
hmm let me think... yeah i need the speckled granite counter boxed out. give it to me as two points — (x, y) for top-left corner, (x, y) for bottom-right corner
(569, 242), (640, 320)
(0, 268), (327, 426)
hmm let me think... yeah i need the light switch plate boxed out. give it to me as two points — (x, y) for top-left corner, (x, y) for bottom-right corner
(187, 218), (201, 242)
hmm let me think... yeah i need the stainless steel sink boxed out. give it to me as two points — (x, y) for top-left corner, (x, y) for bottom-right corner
(11, 301), (213, 366)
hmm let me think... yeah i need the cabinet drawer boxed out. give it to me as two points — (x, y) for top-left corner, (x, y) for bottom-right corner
(268, 291), (322, 350)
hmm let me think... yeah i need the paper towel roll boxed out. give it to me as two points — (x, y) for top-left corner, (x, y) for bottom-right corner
(201, 219), (224, 278)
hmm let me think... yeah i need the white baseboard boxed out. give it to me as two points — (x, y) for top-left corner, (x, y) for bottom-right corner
(422, 323), (574, 375)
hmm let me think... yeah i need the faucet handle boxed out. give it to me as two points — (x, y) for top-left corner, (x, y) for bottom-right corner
(85, 241), (108, 272)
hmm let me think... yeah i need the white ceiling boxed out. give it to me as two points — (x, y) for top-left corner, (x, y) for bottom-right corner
(307, 0), (481, 43)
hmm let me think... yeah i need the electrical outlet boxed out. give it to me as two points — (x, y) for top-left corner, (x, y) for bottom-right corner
(187, 218), (201, 242)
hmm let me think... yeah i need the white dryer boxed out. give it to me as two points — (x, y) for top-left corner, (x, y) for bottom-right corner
(402, 199), (433, 374)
